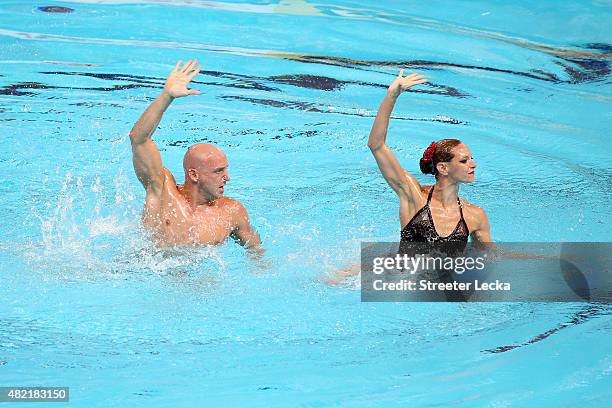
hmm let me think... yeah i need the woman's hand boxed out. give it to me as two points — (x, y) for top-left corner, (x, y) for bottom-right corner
(387, 69), (427, 98)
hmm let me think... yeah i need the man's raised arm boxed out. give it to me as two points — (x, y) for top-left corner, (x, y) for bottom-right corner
(129, 60), (202, 193)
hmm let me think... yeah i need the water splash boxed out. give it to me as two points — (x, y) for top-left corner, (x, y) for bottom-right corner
(21, 170), (231, 281)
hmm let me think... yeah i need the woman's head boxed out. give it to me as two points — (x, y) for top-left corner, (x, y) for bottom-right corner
(419, 139), (476, 182)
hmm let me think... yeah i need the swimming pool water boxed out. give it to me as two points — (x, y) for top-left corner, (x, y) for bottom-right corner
(1, 1), (611, 406)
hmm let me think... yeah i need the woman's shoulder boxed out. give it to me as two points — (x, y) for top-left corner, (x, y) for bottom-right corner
(420, 184), (433, 195)
(459, 197), (487, 220)
(459, 198), (489, 233)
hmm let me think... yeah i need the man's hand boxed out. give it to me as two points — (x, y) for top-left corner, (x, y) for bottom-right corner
(163, 60), (202, 98)
(387, 69), (427, 98)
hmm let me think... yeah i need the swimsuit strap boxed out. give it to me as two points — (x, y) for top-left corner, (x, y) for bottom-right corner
(426, 185), (435, 205)
(457, 196), (465, 220)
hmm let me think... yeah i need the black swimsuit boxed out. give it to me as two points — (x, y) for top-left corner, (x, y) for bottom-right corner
(398, 186), (470, 301)
(400, 185), (469, 247)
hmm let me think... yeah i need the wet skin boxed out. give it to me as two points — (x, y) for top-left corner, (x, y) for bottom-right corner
(130, 60), (260, 249)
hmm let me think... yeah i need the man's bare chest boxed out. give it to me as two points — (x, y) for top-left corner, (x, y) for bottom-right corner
(145, 194), (235, 245)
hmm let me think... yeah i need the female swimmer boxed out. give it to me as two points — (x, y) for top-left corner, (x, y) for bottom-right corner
(368, 70), (491, 250)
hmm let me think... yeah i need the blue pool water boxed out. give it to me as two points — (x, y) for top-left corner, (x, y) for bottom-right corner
(1, 1), (611, 406)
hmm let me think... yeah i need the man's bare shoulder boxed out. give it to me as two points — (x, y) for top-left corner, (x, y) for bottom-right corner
(145, 168), (177, 203)
(161, 167), (178, 188)
(217, 197), (247, 212)
(215, 197), (249, 228)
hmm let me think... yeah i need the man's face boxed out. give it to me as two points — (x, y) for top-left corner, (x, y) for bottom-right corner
(195, 152), (230, 199)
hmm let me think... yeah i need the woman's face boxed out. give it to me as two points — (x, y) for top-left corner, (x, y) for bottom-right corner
(438, 143), (476, 183)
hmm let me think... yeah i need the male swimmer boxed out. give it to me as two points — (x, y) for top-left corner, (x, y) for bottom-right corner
(129, 60), (261, 250)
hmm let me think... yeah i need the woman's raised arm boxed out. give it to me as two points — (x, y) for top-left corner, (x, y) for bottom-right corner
(368, 70), (428, 201)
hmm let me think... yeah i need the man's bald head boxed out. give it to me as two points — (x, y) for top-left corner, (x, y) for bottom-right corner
(182, 143), (230, 200)
(183, 143), (226, 174)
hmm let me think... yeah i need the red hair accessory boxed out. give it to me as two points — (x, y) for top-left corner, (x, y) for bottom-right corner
(422, 141), (437, 163)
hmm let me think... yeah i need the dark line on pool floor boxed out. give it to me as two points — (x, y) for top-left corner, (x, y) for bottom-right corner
(37, 6), (74, 13)
(0, 81), (156, 96)
(281, 44), (611, 84)
(482, 304), (610, 354)
(1, 47), (606, 101)
(33, 70), (465, 96)
(220, 95), (466, 124)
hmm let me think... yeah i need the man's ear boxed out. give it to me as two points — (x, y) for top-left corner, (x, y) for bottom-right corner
(187, 168), (198, 182)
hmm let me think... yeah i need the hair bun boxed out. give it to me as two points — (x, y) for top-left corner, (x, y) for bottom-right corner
(419, 141), (437, 174)
(419, 157), (434, 174)
(417, 139), (463, 176)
